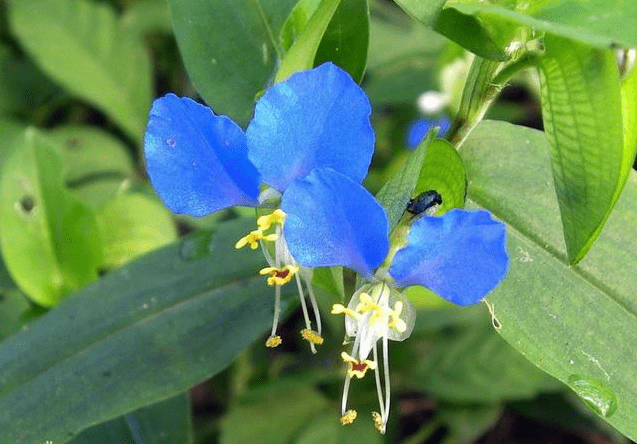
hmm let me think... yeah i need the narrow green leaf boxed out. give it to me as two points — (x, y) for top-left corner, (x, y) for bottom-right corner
(275, 0), (342, 83)
(314, 0), (370, 83)
(414, 138), (467, 212)
(69, 393), (192, 444)
(7, 0), (152, 142)
(279, 0), (321, 52)
(97, 193), (177, 268)
(538, 35), (625, 263)
(0, 128), (102, 306)
(462, 120), (637, 441)
(376, 129), (437, 230)
(169, 0), (297, 126)
(0, 218), (297, 443)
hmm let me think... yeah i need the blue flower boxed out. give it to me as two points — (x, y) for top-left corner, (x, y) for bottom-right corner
(406, 116), (451, 148)
(144, 62), (375, 351)
(281, 167), (508, 432)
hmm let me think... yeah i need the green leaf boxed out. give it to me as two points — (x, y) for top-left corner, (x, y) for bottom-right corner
(0, 51), (60, 118)
(376, 129), (437, 230)
(275, 0), (342, 83)
(121, 0), (173, 37)
(169, 0), (297, 126)
(97, 193), (177, 268)
(279, 0), (321, 52)
(0, 128), (103, 306)
(0, 218), (298, 443)
(414, 138), (467, 213)
(447, 0), (637, 51)
(220, 379), (329, 444)
(69, 393), (192, 444)
(538, 35), (625, 263)
(0, 289), (31, 342)
(393, 0), (509, 60)
(46, 126), (136, 185)
(314, 0), (370, 83)
(295, 409), (383, 444)
(7, 0), (152, 142)
(462, 120), (637, 440)
(404, 305), (562, 403)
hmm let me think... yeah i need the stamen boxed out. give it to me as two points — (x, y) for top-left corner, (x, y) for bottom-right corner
(301, 329), (324, 344)
(265, 335), (282, 347)
(257, 209), (286, 230)
(372, 412), (383, 432)
(341, 352), (376, 378)
(235, 230), (264, 250)
(260, 265), (298, 285)
(340, 410), (357, 425)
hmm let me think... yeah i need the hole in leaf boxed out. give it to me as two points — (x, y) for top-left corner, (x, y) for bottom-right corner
(19, 195), (35, 213)
(67, 137), (81, 150)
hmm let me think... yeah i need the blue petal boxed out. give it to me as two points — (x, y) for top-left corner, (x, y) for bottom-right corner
(281, 168), (389, 277)
(247, 63), (374, 191)
(389, 210), (508, 305)
(406, 116), (452, 148)
(144, 94), (261, 216)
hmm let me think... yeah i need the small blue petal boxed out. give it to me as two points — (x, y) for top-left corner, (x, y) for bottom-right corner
(406, 116), (452, 148)
(389, 209), (508, 305)
(281, 168), (389, 277)
(247, 63), (374, 191)
(145, 94), (261, 216)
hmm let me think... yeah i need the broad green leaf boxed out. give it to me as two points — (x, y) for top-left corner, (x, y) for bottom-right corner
(447, 1), (637, 51)
(376, 129), (437, 230)
(314, 0), (370, 83)
(169, 0), (297, 126)
(462, 120), (637, 440)
(275, 0), (342, 83)
(70, 393), (192, 444)
(220, 379), (329, 444)
(0, 119), (24, 171)
(0, 218), (298, 443)
(403, 305), (562, 403)
(97, 193), (177, 268)
(414, 138), (466, 212)
(0, 128), (102, 306)
(538, 35), (625, 263)
(46, 126), (136, 185)
(7, 0), (152, 142)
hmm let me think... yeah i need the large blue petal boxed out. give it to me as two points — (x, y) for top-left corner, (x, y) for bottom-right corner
(281, 168), (388, 277)
(145, 94), (261, 216)
(247, 63), (374, 191)
(389, 210), (508, 305)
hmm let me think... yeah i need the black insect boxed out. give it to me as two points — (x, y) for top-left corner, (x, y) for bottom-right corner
(406, 190), (442, 217)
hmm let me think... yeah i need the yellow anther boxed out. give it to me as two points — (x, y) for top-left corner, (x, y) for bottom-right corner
(341, 352), (376, 378)
(331, 304), (362, 320)
(388, 301), (407, 333)
(260, 265), (298, 285)
(235, 230), (264, 250)
(340, 410), (357, 425)
(301, 329), (324, 345)
(265, 335), (282, 348)
(372, 412), (383, 432)
(257, 209), (286, 230)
